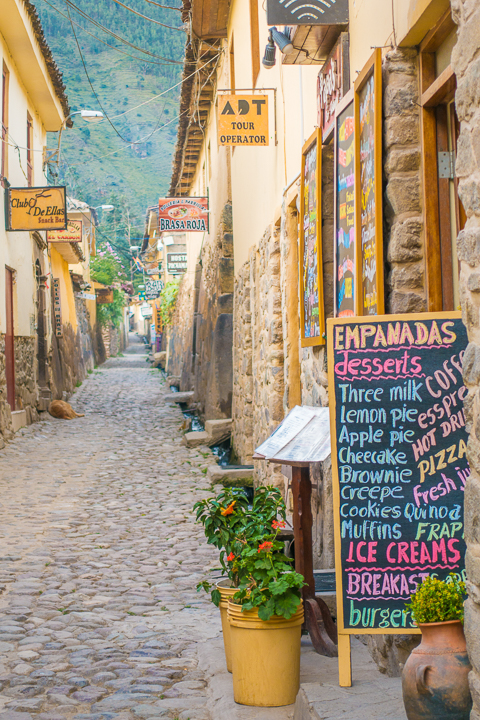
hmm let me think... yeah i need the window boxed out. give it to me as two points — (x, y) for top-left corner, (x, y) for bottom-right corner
(2, 63), (9, 186)
(421, 10), (464, 311)
(27, 112), (33, 186)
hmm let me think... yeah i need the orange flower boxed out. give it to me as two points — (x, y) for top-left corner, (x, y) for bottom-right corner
(227, 552), (235, 561)
(221, 501), (236, 516)
(258, 541), (273, 553)
(272, 520), (285, 530)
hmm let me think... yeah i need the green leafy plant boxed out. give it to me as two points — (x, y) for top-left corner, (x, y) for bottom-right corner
(194, 486), (287, 604)
(406, 574), (466, 624)
(158, 280), (180, 326)
(232, 525), (305, 621)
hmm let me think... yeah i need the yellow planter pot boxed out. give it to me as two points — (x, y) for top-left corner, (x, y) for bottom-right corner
(216, 579), (237, 673)
(227, 600), (304, 707)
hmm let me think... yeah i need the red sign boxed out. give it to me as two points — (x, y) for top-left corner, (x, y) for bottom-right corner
(317, 33), (349, 141)
(158, 197), (209, 233)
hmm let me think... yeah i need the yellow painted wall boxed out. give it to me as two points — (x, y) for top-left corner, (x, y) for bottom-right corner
(49, 247), (78, 332)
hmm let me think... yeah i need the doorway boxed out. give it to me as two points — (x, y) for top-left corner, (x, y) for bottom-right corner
(5, 267), (15, 410)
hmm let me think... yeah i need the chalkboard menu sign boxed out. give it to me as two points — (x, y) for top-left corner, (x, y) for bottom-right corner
(300, 129), (325, 347)
(328, 313), (468, 633)
(354, 49), (384, 316)
(334, 91), (355, 318)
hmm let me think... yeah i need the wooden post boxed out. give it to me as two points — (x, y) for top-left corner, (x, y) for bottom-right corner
(338, 634), (352, 687)
(291, 465), (338, 657)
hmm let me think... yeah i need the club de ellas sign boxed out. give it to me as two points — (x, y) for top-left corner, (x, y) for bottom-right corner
(6, 186), (67, 231)
(158, 197), (209, 232)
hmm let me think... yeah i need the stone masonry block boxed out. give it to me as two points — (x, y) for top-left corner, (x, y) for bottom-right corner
(465, 471), (480, 547)
(217, 293), (233, 314)
(458, 227), (480, 267)
(456, 58), (480, 122)
(383, 80), (418, 118)
(388, 290), (426, 314)
(221, 202), (233, 232)
(452, 6), (480, 78)
(385, 176), (421, 216)
(459, 176), (480, 216)
(465, 598), (480, 672)
(385, 116), (419, 148)
(383, 47), (418, 76)
(463, 343), (480, 386)
(389, 262), (424, 291)
(222, 233), (233, 257)
(384, 148), (421, 176)
(387, 218), (423, 263)
(218, 258), (234, 294)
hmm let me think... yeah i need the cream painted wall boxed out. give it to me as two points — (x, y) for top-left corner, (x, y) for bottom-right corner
(49, 247), (77, 332)
(349, 0), (451, 79)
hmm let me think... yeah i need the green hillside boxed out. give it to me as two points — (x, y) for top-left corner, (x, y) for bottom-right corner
(32, 0), (185, 249)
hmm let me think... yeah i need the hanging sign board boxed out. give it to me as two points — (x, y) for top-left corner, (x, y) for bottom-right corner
(317, 33), (349, 142)
(47, 220), (82, 244)
(96, 289), (114, 304)
(328, 312), (468, 637)
(158, 197), (209, 232)
(334, 91), (356, 318)
(218, 94), (269, 146)
(52, 278), (62, 337)
(266, 0), (348, 26)
(6, 186), (67, 231)
(145, 279), (164, 300)
(299, 129), (324, 347)
(354, 49), (384, 315)
(141, 304), (153, 318)
(167, 252), (187, 274)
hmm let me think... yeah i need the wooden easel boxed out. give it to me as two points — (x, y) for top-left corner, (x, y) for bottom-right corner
(274, 461), (338, 657)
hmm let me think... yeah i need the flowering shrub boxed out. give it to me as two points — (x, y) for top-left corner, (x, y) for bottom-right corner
(193, 486), (287, 605)
(406, 574), (466, 624)
(232, 521), (305, 621)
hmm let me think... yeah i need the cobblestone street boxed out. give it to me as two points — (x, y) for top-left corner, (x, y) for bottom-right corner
(0, 335), (221, 720)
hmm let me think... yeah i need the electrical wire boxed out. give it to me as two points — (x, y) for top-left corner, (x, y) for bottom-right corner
(60, 0), (183, 63)
(108, 0), (184, 30)
(39, 0), (182, 65)
(110, 53), (220, 119)
(141, 0), (182, 9)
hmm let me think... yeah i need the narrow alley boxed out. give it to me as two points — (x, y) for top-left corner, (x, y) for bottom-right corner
(0, 334), (220, 720)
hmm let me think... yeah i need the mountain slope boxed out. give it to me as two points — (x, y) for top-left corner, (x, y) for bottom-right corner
(32, 0), (185, 244)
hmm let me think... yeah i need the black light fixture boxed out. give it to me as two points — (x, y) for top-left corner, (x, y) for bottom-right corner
(271, 26), (294, 54)
(262, 31), (276, 69)
(262, 26), (294, 69)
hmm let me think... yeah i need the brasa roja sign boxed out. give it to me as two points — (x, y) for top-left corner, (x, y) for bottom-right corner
(328, 313), (468, 634)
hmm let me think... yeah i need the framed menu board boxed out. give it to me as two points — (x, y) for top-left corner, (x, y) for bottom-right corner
(334, 90), (355, 318)
(354, 48), (384, 316)
(328, 312), (468, 665)
(300, 129), (324, 347)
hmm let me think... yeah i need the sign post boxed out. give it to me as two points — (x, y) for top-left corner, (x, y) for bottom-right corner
(47, 220), (82, 244)
(328, 312), (468, 686)
(218, 94), (269, 146)
(158, 198), (209, 233)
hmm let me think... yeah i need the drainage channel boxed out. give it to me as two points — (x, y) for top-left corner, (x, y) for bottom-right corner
(170, 386), (254, 502)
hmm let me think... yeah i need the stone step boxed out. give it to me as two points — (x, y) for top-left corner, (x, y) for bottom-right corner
(207, 465), (254, 486)
(204, 418), (232, 443)
(164, 391), (195, 404)
(182, 431), (210, 447)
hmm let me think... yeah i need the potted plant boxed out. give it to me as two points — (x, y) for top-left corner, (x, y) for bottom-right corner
(227, 523), (305, 707)
(194, 486), (285, 672)
(402, 574), (472, 720)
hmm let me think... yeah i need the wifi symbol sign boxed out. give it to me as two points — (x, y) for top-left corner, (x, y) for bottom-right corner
(266, 0), (348, 27)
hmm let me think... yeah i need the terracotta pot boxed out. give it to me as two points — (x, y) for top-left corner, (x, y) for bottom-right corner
(216, 579), (237, 673)
(402, 620), (472, 720)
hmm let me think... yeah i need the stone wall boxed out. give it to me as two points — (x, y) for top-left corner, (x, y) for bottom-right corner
(167, 203), (234, 421)
(48, 324), (86, 401)
(451, 1), (480, 715)
(232, 224), (285, 488)
(383, 47), (426, 313)
(0, 335), (13, 444)
(14, 336), (38, 426)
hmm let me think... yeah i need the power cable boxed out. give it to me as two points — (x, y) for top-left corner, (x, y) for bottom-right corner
(141, 0), (182, 9)
(108, 0), (185, 30)
(60, 0), (183, 63)
(39, 0), (182, 65)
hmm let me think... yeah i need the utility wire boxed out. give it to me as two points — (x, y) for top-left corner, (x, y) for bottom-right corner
(141, 0), (182, 9)
(60, 0), (183, 63)
(108, 0), (185, 29)
(39, 0), (182, 65)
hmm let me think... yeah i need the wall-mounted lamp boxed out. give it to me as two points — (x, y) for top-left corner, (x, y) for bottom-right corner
(262, 27), (294, 69)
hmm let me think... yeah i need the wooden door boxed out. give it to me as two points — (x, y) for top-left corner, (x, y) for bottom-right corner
(5, 267), (15, 410)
